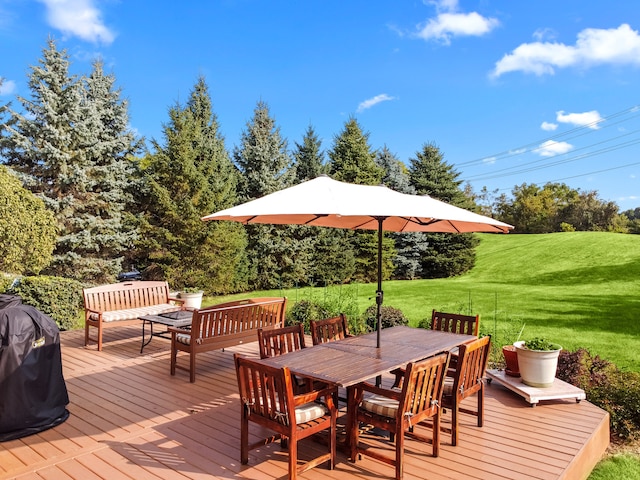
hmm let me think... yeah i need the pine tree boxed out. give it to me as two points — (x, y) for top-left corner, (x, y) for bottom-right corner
(293, 125), (325, 183)
(327, 118), (393, 283)
(375, 146), (429, 280)
(233, 101), (310, 289)
(409, 142), (479, 278)
(1, 38), (141, 283)
(137, 77), (248, 294)
(291, 125), (354, 284)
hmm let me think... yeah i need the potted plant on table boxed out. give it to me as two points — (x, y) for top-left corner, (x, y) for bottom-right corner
(514, 337), (562, 388)
(178, 287), (204, 310)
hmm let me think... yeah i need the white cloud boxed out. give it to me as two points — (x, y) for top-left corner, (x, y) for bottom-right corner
(509, 148), (527, 155)
(533, 28), (557, 42)
(556, 110), (603, 129)
(491, 24), (640, 77)
(541, 121), (558, 131)
(536, 140), (573, 157)
(416, 0), (499, 45)
(38, 0), (115, 44)
(0, 79), (16, 95)
(356, 94), (395, 113)
(482, 156), (497, 164)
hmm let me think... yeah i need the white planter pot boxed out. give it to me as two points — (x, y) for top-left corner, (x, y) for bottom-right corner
(514, 341), (561, 388)
(179, 291), (203, 310)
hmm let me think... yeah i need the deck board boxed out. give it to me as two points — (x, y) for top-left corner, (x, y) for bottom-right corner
(1, 326), (609, 480)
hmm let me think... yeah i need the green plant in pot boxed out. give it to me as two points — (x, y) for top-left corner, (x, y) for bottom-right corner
(514, 337), (562, 388)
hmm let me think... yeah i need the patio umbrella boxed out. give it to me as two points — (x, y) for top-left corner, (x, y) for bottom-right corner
(202, 175), (513, 347)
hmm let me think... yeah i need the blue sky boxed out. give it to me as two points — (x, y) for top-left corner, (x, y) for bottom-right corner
(1, 0), (639, 210)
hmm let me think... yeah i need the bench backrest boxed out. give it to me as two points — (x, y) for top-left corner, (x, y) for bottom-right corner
(191, 297), (287, 340)
(83, 281), (171, 312)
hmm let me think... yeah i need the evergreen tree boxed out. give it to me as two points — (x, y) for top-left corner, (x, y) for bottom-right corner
(408, 143), (479, 278)
(375, 146), (429, 280)
(137, 77), (248, 293)
(328, 117), (383, 185)
(293, 124), (325, 183)
(292, 125), (354, 284)
(327, 118), (393, 283)
(233, 101), (306, 289)
(0, 39), (141, 283)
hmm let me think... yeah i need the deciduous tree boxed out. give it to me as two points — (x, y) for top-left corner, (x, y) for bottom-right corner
(0, 166), (56, 274)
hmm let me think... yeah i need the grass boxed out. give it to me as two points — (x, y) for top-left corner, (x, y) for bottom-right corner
(207, 231), (640, 372)
(588, 453), (640, 479)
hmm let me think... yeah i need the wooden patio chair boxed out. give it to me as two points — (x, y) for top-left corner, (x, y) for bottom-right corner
(257, 323), (315, 393)
(439, 335), (491, 446)
(310, 314), (351, 345)
(349, 352), (450, 480)
(257, 323), (307, 359)
(431, 309), (480, 337)
(233, 354), (338, 480)
(390, 310), (480, 388)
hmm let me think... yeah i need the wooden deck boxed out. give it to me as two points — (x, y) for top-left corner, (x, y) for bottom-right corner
(1, 326), (609, 480)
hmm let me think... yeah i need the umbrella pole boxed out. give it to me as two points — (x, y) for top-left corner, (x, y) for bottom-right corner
(376, 217), (384, 349)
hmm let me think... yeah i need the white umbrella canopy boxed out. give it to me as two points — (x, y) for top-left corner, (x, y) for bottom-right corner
(202, 175), (513, 346)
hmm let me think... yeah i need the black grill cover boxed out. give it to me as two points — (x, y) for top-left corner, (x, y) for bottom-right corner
(0, 295), (69, 441)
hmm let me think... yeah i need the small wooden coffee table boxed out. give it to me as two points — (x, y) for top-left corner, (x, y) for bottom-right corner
(139, 310), (193, 353)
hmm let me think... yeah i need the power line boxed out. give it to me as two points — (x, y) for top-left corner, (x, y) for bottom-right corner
(458, 104), (640, 168)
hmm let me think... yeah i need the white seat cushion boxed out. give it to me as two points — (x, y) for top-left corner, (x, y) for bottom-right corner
(175, 333), (191, 345)
(361, 391), (400, 418)
(90, 304), (179, 322)
(294, 402), (329, 424)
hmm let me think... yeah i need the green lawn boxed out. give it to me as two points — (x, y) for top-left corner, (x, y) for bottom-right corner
(208, 231), (640, 372)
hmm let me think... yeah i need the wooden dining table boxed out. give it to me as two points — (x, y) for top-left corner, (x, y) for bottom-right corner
(259, 325), (475, 451)
(260, 325), (473, 387)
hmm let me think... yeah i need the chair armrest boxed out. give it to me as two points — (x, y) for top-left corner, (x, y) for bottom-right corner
(168, 326), (191, 336)
(293, 383), (338, 406)
(358, 381), (403, 401)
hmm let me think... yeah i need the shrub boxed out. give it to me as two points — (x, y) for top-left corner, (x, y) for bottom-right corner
(557, 348), (640, 440)
(362, 305), (408, 332)
(287, 299), (331, 332)
(9, 276), (84, 331)
(286, 284), (363, 333)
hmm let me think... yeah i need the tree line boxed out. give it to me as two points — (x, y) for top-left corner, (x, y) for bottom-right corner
(0, 38), (636, 295)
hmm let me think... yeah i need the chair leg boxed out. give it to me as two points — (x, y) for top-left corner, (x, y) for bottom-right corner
(395, 429), (404, 480)
(451, 403), (459, 446)
(433, 412), (440, 457)
(288, 436), (298, 480)
(189, 352), (196, 383)
(240, 415), (249, 465)
(170, 344), (176, 376)
(478, 386), (484, 427)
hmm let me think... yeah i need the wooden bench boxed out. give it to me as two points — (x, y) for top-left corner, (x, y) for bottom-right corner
(83, 281), (184, 351)
(170, 297), (287, 382)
